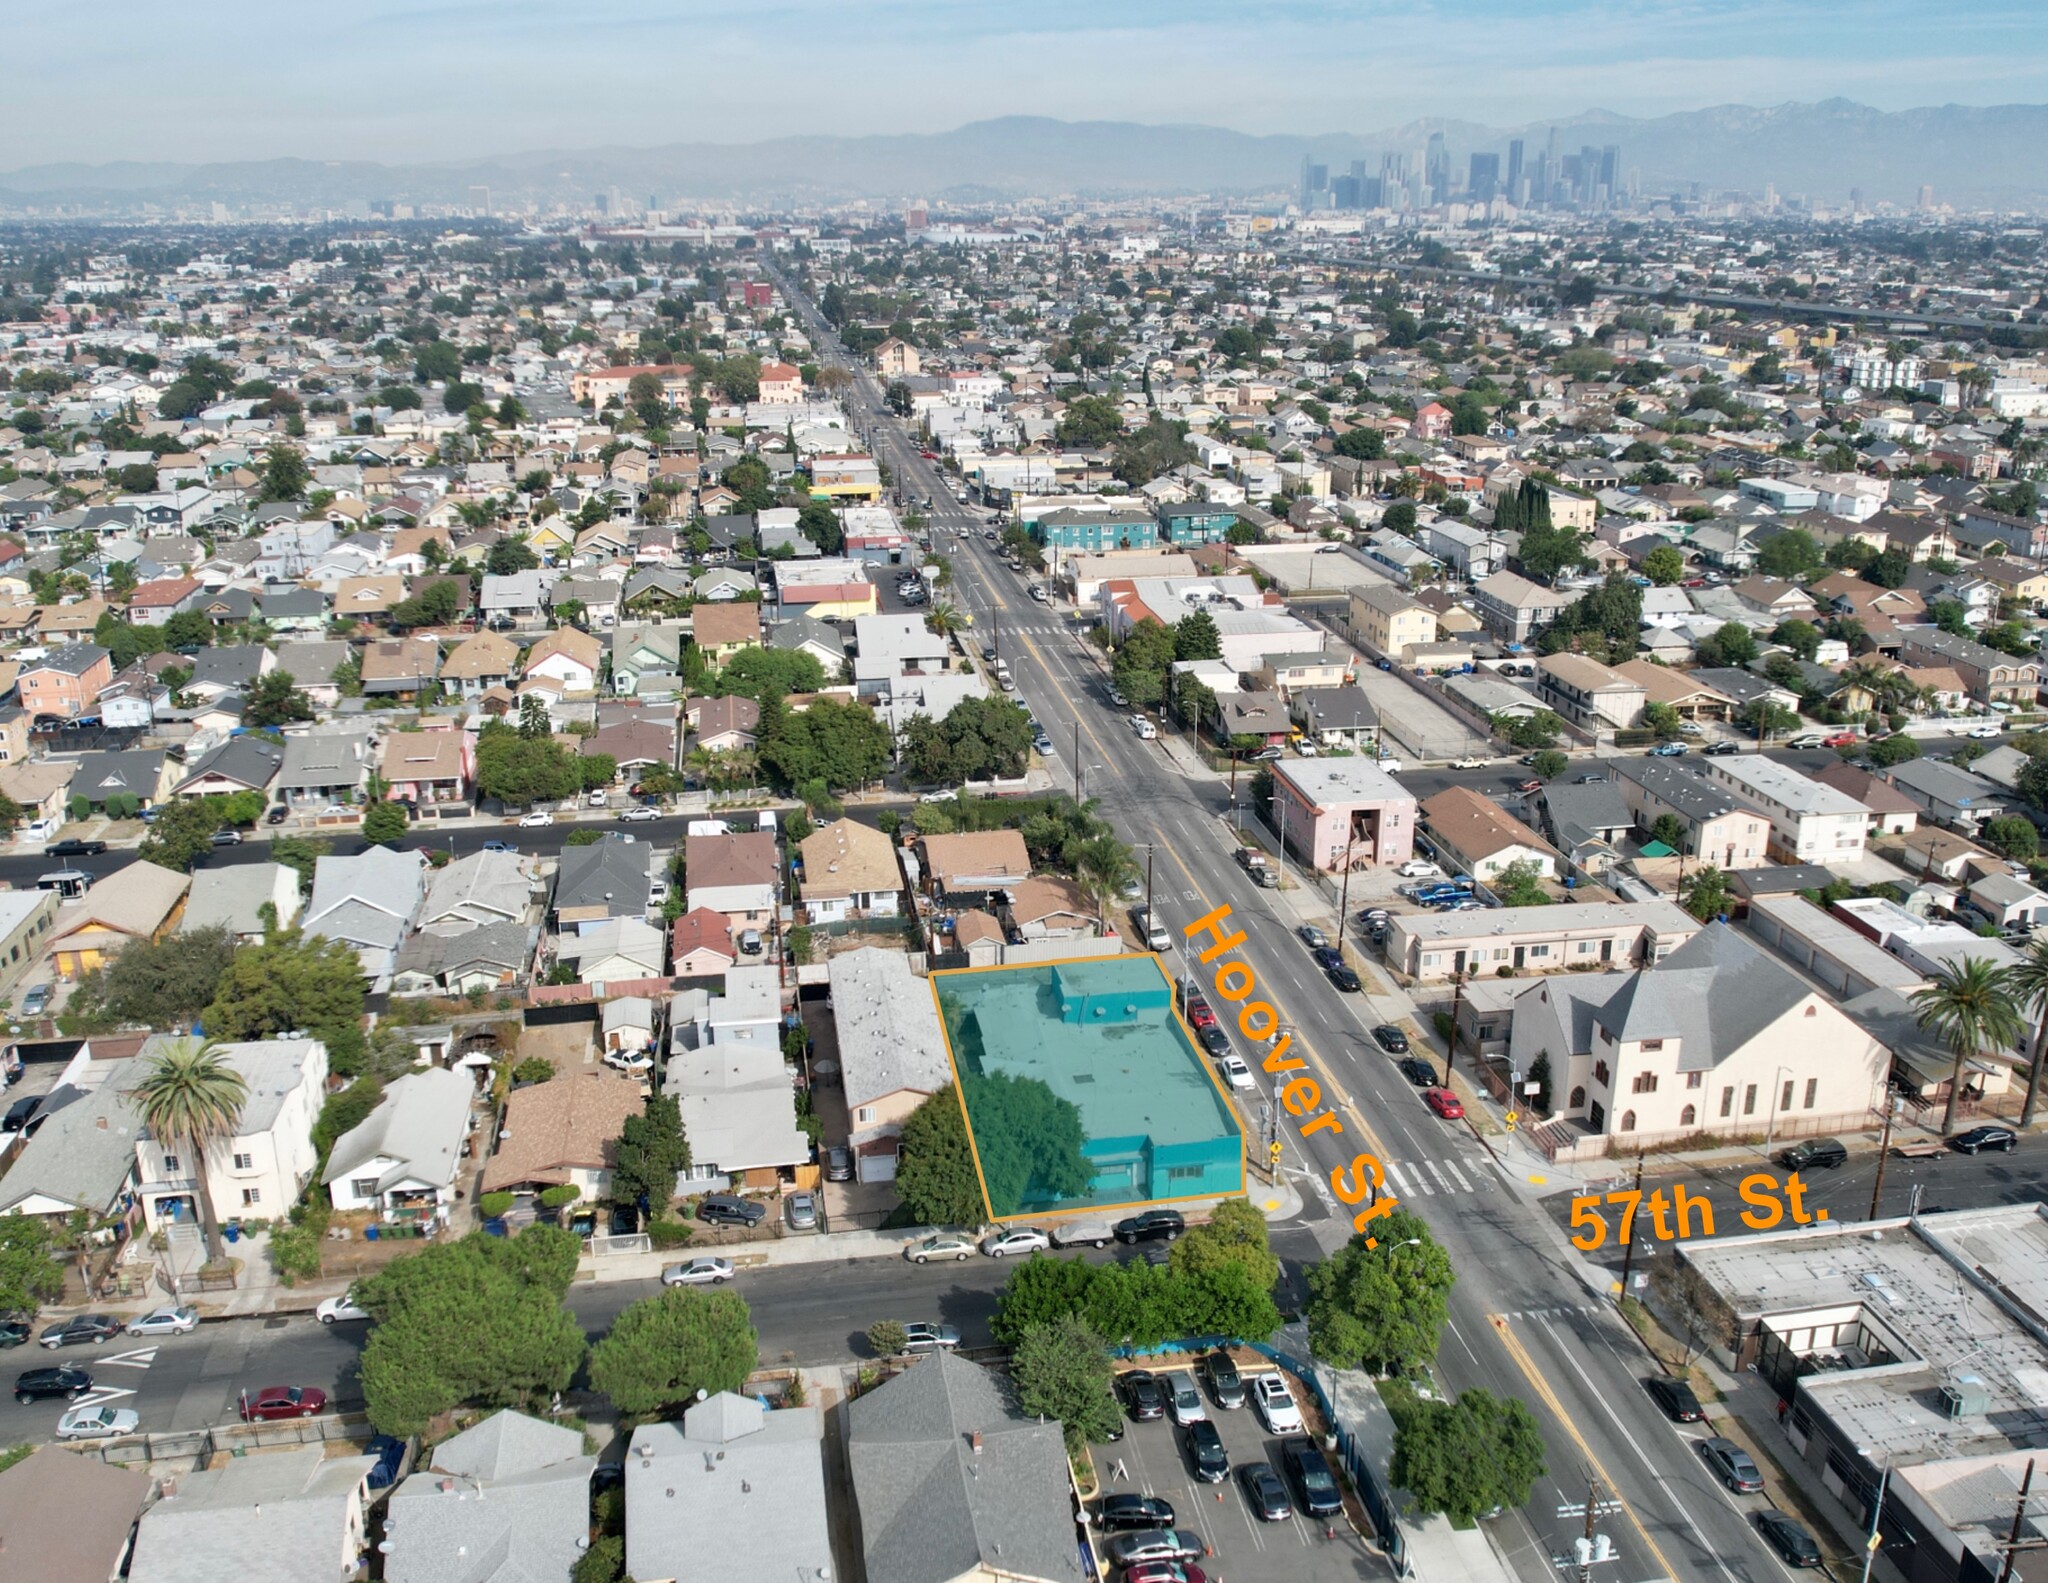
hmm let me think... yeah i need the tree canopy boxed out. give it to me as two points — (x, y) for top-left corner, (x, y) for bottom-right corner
(1388, 1386), (1547, 1525)
(901, 695), (1034, 786)
(65, 926), (237, 1033)
(991, 1251), (1281, 1351)
(761, 696), (892, 794)
(894, 1086), (986, 1226)
(1304, 1212), (1455, 1375)
(0, 1213), (65, 1315)
(961, 1071), (1094, 1217)
(204, 928), (369, 1076)
(588, 1287), (757, 1419)
(609, 1095), (690, 1215)
(1012, 1315), (1122, 1453)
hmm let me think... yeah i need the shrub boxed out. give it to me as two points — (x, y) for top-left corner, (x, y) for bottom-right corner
(538, 1184), (581, 1211)
(645, 1219), (695, 1249)
(478, 1192), (515, 1218)
(866, 1319), (908, 1357)
(512, 1056), (556, 1084)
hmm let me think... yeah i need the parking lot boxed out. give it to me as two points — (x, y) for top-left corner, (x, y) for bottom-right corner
(1092, 1357), (1381, 1582)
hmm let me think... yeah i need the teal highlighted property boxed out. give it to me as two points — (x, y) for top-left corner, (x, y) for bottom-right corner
(931, 956), (1245, 1220)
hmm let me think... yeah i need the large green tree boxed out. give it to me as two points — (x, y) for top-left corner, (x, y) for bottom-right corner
(1304, 1213), (1455, 1375)
(130, 1040), (249, 1264)
(610, 1096), (690, 1215)
(1012, 1314), (1122, 1452)
(0, 1213), (65, 1315)
(1173, 610), (1222, 663)
(1111, 619), (1179, 711)
(894, 1086), (986, 1226)
(244, 670), (314, 729)
(714, 647), (826, 703)
(356, 1228), (587, 1437)
(961, 1071), (1093, 1217)
(138, 797), (230, 872)
(65, 926), (237, 1032)
(256, 444), (311, 503)
(900, 694), (1035, 785)
(1640, 545), (1685, 586)
(588, 1287), (757, 1419)
(1388, 1387), (1547, 1525)
(475, 718), (582, 810)
(761, 696), (892, 793)
(990, 1251), (1280, 1350)
(203, 929), (369, 1075)
(1168, 1197), (1279, 1293)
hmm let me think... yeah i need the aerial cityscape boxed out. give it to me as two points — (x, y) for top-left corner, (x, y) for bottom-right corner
(6, 5), (2048, 1583)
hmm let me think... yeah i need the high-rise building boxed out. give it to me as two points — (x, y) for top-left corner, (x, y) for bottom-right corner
(1916, 184), (1935, 210)
(1506, 139), (1525, 203)
(592, 191), (609, 216)
(1600, 145), (1620, 205)
(1467, 153), (1501, 203)
(1332, 176), (1362, 208)
(1425, 133), (1449, 205)
(1300, 157), (1330, 209)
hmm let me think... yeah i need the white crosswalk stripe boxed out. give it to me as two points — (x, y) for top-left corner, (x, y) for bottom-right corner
(1438, 1157), (1474, 1193)
(1380, 1160), (1421, 1197)
(1424, 1160), (1455, 1194)
(1378, 1158), (1489, 1200)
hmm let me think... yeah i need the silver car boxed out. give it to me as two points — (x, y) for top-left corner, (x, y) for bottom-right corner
(1164, 1370), (1207, 1426)
(57, 1404), (138, 1440)
(126, 1305), (199, 1336)
(906, 1231), (977, 1264)
(661, 1257), (735, 1287)
(981, 1226), (1050, 1258)
(785, 1192), (819, 1232)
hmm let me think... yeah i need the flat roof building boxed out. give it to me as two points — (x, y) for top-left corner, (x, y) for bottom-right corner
(1270, 757), (1417, 874)
(1698, 754), (1870, 865)
(1386, 899), (1701, 983)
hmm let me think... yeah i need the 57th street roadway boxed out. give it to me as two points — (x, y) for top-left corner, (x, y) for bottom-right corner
(774, 260), (1815, 1583)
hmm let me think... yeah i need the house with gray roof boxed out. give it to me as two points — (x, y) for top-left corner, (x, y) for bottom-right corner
(828, 948), (952, 1183)
(275, 727), (374, 807)
(67, 746), (168, 808)
(1537, 777), (1634, 878)
(664, 968), (809, 1186)
(1882, 756), (2011, 830)
(553, 836), (652, 923)
(303, 846), (429, 989)
(0, 1080), (145, 1222)
(171, 733), (285, 797)
(381, 1410), (591, 1583)
(179, 861), (301, 942)
(626, 1394), (830, 1583)
(770, 610), (849, 671)
(128, 1441), (377, 1583)
(271, 639), (356, 707)
(418, 848), (534, 932)
(847, 1350), (1086, 1583)
(323, 1065), (475, 1222)
(184, 643), (272, 702)
(1291, 684), (1380, 749)
(393, 920), (538, 996)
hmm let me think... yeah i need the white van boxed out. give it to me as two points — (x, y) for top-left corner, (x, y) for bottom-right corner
(687, 819), (733, 838)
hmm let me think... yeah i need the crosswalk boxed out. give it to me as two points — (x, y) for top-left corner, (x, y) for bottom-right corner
(1380, 1155), (1486, 1199)
(1499, 1305), (1606, 1323)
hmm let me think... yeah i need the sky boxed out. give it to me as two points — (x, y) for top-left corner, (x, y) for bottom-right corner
(7, 0), (2048, 169)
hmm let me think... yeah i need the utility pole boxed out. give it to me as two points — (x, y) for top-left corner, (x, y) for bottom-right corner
(1145, 845), (1155, 915)
(1998, 1457), (2036, 1583)
(1869, 1096), (1898, 1220)
(1618, 1152), (1647, 1295)
(1579, 1477), (1599, 1583)
(1072, 720), (1081, 802)
(1448, 966), (1467, 1076)
(1338, 836), (1358, 940)
(1859, 1460), (1891, 1583)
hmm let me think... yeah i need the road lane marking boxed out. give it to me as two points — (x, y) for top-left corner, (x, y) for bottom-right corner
(1441, 1158), (1474, 1193)
(99, 1347), (159, 1368)
(70, 1386), (136, 1408)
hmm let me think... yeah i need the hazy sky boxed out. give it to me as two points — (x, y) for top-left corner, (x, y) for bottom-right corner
(9, 0), (2048, 168)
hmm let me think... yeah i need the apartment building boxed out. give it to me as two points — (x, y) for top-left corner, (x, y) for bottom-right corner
(1347, 582), (1439, 663)
(1270, 758), (1418, 873)
(1387, 898), (1701, 983)
(1698, 755), (1869, 865)
(1897, 629), (2041, 706)
(1608, 759), (1774, 869)
(1537, 653), (1648, 730)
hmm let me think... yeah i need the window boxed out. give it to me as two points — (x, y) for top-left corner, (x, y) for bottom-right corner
(233, 1153), (254, 1171)
(1576, 940), (1593, 955)
(856, 1107), (873, 1123)
(1593, 1060), (1610, 1087)
(1529, 944), (1550, 959)
(1631, 1072), (1659, 1095)
(1781, 1079), (1795, 1113)
(1569, 1086), (1586, 1109)
(161, 1153), (179, 1174)
(351, 1178), (380, 1200)
(1620, 1110), (1637, 1132)
(240, 1188), (261, 1206)
(1640, 1039), (1664, 1053)
(1166, 1165), (1204, 1182)
(1680, 1104), (1697, 1127)
(1803, 1077), (1818, 1109)
(1686, 1072), (1703, 1090)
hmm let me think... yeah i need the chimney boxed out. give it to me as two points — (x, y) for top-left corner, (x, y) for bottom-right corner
(96, 1116), (107, 1130)
(969, 1432), (983, 1454)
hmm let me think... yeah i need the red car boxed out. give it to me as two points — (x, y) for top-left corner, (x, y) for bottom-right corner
(241, 1385), (328, 1421)
(1423, 1087), (1465, 1121)
(1822, 733), (1858, 748)
(1185, 998), (1218, 1031)
(1514, 778), (1543, 794)
(1124, 1565), (1208, 1583)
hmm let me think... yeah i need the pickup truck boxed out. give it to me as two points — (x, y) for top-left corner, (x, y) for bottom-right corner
(1234, 848), (1279, 888)
(1448, 756), (1485, 770)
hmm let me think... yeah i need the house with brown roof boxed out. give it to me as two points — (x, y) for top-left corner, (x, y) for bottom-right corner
(126, 575), (201, 625)
(684, 832), (779, 931)
(480, 1068), (644, 1202)
(689, 695), (760, 752)
(583, 716), (676, 773)
(440, 630), (521, 698)
(0, 1444), (153, 1583)
(522, 628), (602, 693)
(1613, 658), (1735, 721)
(1811, 762), (1921, 835)
(380, 729), (473, 806)
(1001, 875), (1101, 941)
(1730, 575), (1820, 621)
(0, 758), (77, 824)
(797, 818), (902, 924)
(35, 599), (108, 639)
(1421, 785), (1563, 881)
(386, 526), (454, 574)
(50, 859), (191, 978)
(670, 907), (739, 979)
(691, 601), (763, 664)
(919, 830), (1033, 905)
(335, 575), (409, 623)
(359, 635), (442, 698)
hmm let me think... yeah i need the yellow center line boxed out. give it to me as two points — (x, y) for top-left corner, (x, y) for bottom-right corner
(1489, 1313), (1683, 1582)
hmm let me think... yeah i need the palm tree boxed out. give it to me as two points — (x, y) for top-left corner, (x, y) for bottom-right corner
(1912, 957), (2024, 1134)
(1075, 834), (1141, 930)
(131, 1040), (249, 1266)
(2004, 936), (2048, 1126)
(924, 600), (966, 639)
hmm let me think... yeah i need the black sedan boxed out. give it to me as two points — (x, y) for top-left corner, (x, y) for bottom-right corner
(44, 839), (106, 859)
(1115, 1209), (1185, 1245)
(1326, 962), (1362, 993)
(1950, 1124), (2019, 1154)
(1756, 1510), (1822, 1568)
(1238, 1462), (1294, 1521)
(1644, 1375), (1704, 1422)
(1119, 1370), (1168, 1421)
(1093, 1492), (1175, 1533)
(1397, 1058), (1438, 1088)
(1371, 1024), (1410, 1054)
(0, 1316), (30, 1348)
(1310, 946), (1344, 972)
(40, 1314), (123, 1349)
(13, 1364), (91, 1404)
(1198, 1024), (1231, 1058)
(1201, 1350), (1245, 1409)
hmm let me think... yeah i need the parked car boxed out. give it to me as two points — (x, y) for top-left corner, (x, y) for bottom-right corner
(1396, 860), (1442, 879)
(897, 1322), (961, 1354)
(19, 984), (51, 1018)
(1216, 1053), (1254, 1090)
(1050, 1219), (1116, 1249)
(1239, 1462), (1294, 1522)
(1645, 1375), (1704, 1422)
(1648, 742), (1687, 757)
(1423, 1087), (1465, 1121)
(13, 1365), (91, 1404)
(208, 828), (244, 846)
(264, 805), (290, 825)
(1514, 778), (1544, 794)
(1755, 1510), (1823, 1568)
(1115, 1209), (1185, 1245)
(1201, 1350), (1246, 1409)
(1950, 1124), (2020, 1155)
(785, 1192), (819, 1232)
(1183, 996), (1217, 1030)
(1120, 1371), (1168, 1421)
(1105, 1530), (1208, 1570)
(44, 839), (106, 859)
(1702, 740), (1742, 756)
(1371, 1024), (1410, 1054)
(1326, 961), (1361, 993)
(1969, 724), (2005, 740)
(40, 1314), (122, 1349)
(1310, 946), (1343, 972)
(1198, 1024), (1231, 1058)
(661, 1257), (736, 1287)
(1822, 732), (1859, 748)
(1281, 1437), (1343, 1517)
(481, 840), (518, 853)
(1775, 1137), (1847, 1171)
(56, 1404), (138, 1441)
(241, 1385), (328, 1420)
(1165, 1370), (1207, 1426)
(695, 1194), (766, 1227)
(1183, 1419), (1230, 1482)
(619, 805), (660, 823)
(1699, 1436), (1765, 1493)
(907, 1231), (978, 1263)
(0, 1317), (30, 1348)
(1093, 1492), (1176, 1533)
(982, 1226), (1051, 1258)
(316, 1292), (369, 1325)
(517, 811), (554, 827)
(1251, 745), (1283, 762)
(1398, 1057), (1438, 1088)
(1251, 1374), (1304, 1434)
(1449, 755), (1486, 769)
(127, 1305), (199, 1336)
(1295, 924), (1328, 950)
(823, 1145), (854, 1182)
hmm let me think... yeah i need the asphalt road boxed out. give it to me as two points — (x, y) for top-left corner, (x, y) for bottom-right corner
(775, 262), (1819, 1583)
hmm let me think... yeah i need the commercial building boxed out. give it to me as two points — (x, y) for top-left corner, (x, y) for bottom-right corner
(1387, 898), (1700, 983)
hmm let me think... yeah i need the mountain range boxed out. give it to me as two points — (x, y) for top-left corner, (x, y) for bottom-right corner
(4, 100), (2046, 214)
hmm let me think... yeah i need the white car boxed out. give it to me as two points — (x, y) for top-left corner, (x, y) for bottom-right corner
(1049, 1219), (1116, 1249)
(517, 811), (554, 827)
(1165, 1370), (1208, 1426)
(587, 789), (609, 807)
(1449, 756), (1486, 769)
(906, 1231), (978, 1264)
(603, 1049), (655, 1074)
(1251, 1374), (1304, 1434)
(918, 788), (959, 804)
(1969, 724), (2004, 739)
(982, 1226), (1051, 1258)
(1216, 1053), (1255, 1091)
(1397, 860), (1442, 879)
(316, 1293), (369, 1325)
(1295, 739), (1318, 756)
(619, 805), (660, 822)
(56, 1404), (138, 1441)
(126, 1305), (198, 1336)
(661, 1257), (736, 1287)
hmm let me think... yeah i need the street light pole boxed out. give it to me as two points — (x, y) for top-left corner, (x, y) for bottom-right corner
(1073, 720), (1081, 803)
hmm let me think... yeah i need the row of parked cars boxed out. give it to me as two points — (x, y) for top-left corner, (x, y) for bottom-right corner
(903, 1208), (1188, 1264)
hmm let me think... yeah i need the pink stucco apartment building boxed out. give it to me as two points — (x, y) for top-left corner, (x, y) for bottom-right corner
(1269, 758), (1418, 873)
